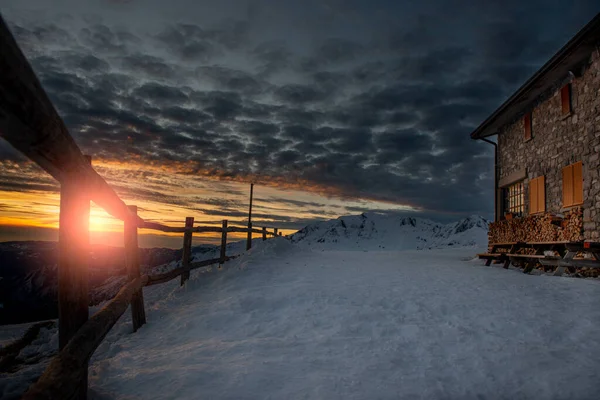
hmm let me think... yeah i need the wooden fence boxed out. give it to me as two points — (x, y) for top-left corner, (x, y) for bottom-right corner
(0, 15), (283, 399)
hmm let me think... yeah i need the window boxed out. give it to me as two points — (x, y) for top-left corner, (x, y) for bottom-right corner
(504, 181), (525, 217)
(562, 161), (583, 207)
(561, 84), (572, 115)
(529, 176), (545, 214)
(523, 113), (532, 141)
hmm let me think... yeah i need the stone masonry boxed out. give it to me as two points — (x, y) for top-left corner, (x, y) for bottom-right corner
(497, 48), (600, 240)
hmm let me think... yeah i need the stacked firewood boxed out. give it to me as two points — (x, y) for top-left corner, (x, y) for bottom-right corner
(557, 207), (584, 241)
(488, 207), (583, 243)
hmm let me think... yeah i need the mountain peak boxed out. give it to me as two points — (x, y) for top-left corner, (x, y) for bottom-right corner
(290, 213), (488, 250)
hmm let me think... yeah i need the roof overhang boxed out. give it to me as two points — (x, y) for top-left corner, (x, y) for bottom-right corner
(471, 13), (600, 140)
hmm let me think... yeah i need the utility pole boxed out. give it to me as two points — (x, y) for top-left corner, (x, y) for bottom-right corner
(246, 183), (254, 250)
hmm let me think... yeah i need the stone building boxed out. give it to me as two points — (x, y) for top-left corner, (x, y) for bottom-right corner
(471, 13), (600, 241)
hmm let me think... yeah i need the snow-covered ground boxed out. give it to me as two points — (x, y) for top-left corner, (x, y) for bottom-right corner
(80, 239), (599, 399)
(3, 215), (600, 399)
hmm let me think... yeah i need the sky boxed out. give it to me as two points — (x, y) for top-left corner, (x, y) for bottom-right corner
(0, 0), (598, 247)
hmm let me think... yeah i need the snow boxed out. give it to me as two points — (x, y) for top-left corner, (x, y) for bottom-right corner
(0, 322), (58, 400)
(79, 238), (600, 399)
(2, 215), (600, 399)
(290, 213), (488, 250)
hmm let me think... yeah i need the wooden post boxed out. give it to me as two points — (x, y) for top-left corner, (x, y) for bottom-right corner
(58, 155), (91, 398)
(219, 220), (227, 267)
(279, 231), (282, 236)
(274, 228), (278, 236)
(262, 227), (267, 241)
(124, 205), (146, 332)
(180, 217), (194, 285)
(246, 183), (254, 250)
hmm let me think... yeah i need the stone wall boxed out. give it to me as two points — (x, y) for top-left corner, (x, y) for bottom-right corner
(497, 49), (600, 240)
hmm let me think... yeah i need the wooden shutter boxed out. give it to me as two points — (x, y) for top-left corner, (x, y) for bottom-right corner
(563, 164), (574, 207)
(529, 176), (546, 214)
(529, 178), (538, 214)
(573, 161), (583, 205)
(537, 176), (545, 213)
(561, 84), (571, 115)
(524, 113), (532, 141)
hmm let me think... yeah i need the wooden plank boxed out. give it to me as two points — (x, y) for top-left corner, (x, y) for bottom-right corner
(247, 183), (253, 251)
(23, 275), (149, 400)
(477, 253), (502, 257)
(0, 16), (139, 225)
(195, 226), (223, 233)
(145, 257), (227, 287)
(124, 205), (146, 333)
(538, 175), (545, 213)
(220, 220), (227, 265)
(573, 161), (583, 205)
(57, 156), (91, 399)
(529, 178), (538, 214)
(563, 164), (573, 207)
(140, 221), (187, 233)
(507, 254), (548, 259)
(527, 241), (570, 245)
(180, 217), (194, 286)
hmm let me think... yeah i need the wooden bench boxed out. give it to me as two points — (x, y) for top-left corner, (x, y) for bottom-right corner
(477, 242), (522, 267)
(479, 240), (600, 275)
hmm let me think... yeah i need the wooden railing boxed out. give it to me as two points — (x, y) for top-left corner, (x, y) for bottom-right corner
(0, 15), (283, 399)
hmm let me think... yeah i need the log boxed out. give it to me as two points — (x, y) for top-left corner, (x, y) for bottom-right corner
(247, 184), (253, 250)
(124, 205), (146, 333)
(139, 221), (187, 233)
(23, 275), (149, 400)
(180, 217), (194, 286)
(145, 257), (225, 287)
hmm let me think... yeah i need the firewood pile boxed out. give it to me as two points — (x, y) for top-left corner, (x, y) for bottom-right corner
(488, 207), (583, 244)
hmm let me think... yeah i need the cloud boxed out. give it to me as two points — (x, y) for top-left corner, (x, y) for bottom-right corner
(2, 1), (598, 227)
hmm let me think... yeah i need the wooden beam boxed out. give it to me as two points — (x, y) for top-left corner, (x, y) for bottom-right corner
(57, 156), (91, 398)
(180, 217), (194, 286)
(22, 275), (149, 400)
(0, 16), (137, 225)
(220, 220), (227, 266)
(247, 183), (253, 250)
(124, 205), (146, 333)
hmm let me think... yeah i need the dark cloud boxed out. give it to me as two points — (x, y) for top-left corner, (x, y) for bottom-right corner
(2, 1), (599, 225)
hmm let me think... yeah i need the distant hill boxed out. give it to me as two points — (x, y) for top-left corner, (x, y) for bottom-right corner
(0, 242), (203, 324)
(290, 213), (488, 250)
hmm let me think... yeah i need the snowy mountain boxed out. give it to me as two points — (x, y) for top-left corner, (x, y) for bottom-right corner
(290, 213), (488, 250)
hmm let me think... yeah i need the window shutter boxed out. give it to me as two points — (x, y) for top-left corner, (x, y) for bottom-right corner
(529, 178), (538, 214)
(563, 165), (573, 207)
(561, 84), (571, 115)
(537, 176), (545, 213)
(523, 113), (532, 141)
(573, 161), (583, 205)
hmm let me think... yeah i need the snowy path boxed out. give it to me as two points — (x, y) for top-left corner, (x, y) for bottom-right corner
(89, 240), (600, 399)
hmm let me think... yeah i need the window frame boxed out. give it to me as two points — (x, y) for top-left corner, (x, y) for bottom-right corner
(503, 180), (525, 217)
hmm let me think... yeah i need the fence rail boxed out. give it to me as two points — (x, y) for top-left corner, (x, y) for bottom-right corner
(0, 15), (285, 399)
